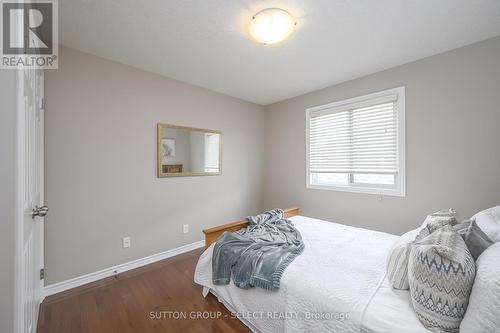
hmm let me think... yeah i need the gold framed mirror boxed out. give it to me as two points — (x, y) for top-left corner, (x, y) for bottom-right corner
(157, 123), (222, 177)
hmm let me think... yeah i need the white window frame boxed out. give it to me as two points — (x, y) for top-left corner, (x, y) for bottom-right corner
(305, 87), (406, 197)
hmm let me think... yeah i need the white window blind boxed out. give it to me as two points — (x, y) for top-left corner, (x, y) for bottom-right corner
(306, 87), (405, 196)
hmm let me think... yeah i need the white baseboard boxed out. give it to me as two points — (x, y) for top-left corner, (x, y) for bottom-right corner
(43, 240), (204, 298)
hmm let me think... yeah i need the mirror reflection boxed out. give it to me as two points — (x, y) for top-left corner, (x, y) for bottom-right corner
(157, 123), (221, 177)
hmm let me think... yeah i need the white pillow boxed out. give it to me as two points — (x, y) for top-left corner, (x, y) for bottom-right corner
(473, 206), (500, 242)
(460, 242), (500, 332)
(386, 227), (421, 290)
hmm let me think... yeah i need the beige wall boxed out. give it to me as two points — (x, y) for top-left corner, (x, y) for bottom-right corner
(44, 47), (265, 284)
(45, 37), (500, 285)
(264, 37), (500, 235)
(0, 71), (16, 333)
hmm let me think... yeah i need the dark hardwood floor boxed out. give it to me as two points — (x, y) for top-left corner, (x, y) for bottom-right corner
(38, 249), (250, 333)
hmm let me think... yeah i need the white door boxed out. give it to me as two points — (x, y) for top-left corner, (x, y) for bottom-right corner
(16, 67), (46, 333)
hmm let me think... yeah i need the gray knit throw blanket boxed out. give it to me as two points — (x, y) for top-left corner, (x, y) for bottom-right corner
(212, 209), (304, 290)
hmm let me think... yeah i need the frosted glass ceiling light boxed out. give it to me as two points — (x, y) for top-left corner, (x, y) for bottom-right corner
(249, 8), (296, 45)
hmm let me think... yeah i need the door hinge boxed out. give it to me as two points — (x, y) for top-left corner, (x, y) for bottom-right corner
(40, 268), (45, 280)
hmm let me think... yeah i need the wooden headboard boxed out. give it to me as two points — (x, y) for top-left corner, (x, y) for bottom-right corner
(202, 207), (299, 248)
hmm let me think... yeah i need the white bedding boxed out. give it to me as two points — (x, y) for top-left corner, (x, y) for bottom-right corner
(194, 215), (429, 333)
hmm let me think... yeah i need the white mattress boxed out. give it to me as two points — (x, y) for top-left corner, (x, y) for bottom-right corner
(194, 215), (429, 333)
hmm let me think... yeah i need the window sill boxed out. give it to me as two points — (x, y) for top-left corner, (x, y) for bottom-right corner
(306, 183), (406, 197)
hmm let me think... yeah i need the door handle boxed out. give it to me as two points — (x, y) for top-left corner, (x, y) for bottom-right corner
(32, 205), (49, 219)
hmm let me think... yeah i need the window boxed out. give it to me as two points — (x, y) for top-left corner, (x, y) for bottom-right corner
(306, 87), (405, 196)
(204, 133), (220, 172)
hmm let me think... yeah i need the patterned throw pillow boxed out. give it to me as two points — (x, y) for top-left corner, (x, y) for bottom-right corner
(386, 209), (457, 290)
(408, 225), (476, 333)
(421, 208), (458, 233)
(453, 218), (494, 260)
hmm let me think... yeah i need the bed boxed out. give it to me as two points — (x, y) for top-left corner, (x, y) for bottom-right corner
(194, 208), (429, 333)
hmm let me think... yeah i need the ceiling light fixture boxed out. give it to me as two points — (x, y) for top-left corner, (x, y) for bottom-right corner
(249, 8), (296, 45)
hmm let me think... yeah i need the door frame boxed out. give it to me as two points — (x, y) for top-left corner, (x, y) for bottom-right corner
(14, 66), (24, 333)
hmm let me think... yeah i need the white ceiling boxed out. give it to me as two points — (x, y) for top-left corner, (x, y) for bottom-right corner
(60, 0), (500, 105)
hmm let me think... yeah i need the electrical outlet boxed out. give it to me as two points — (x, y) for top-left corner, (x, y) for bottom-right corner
(122, 236), (131, 248)
(183, 224), (189, 234)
